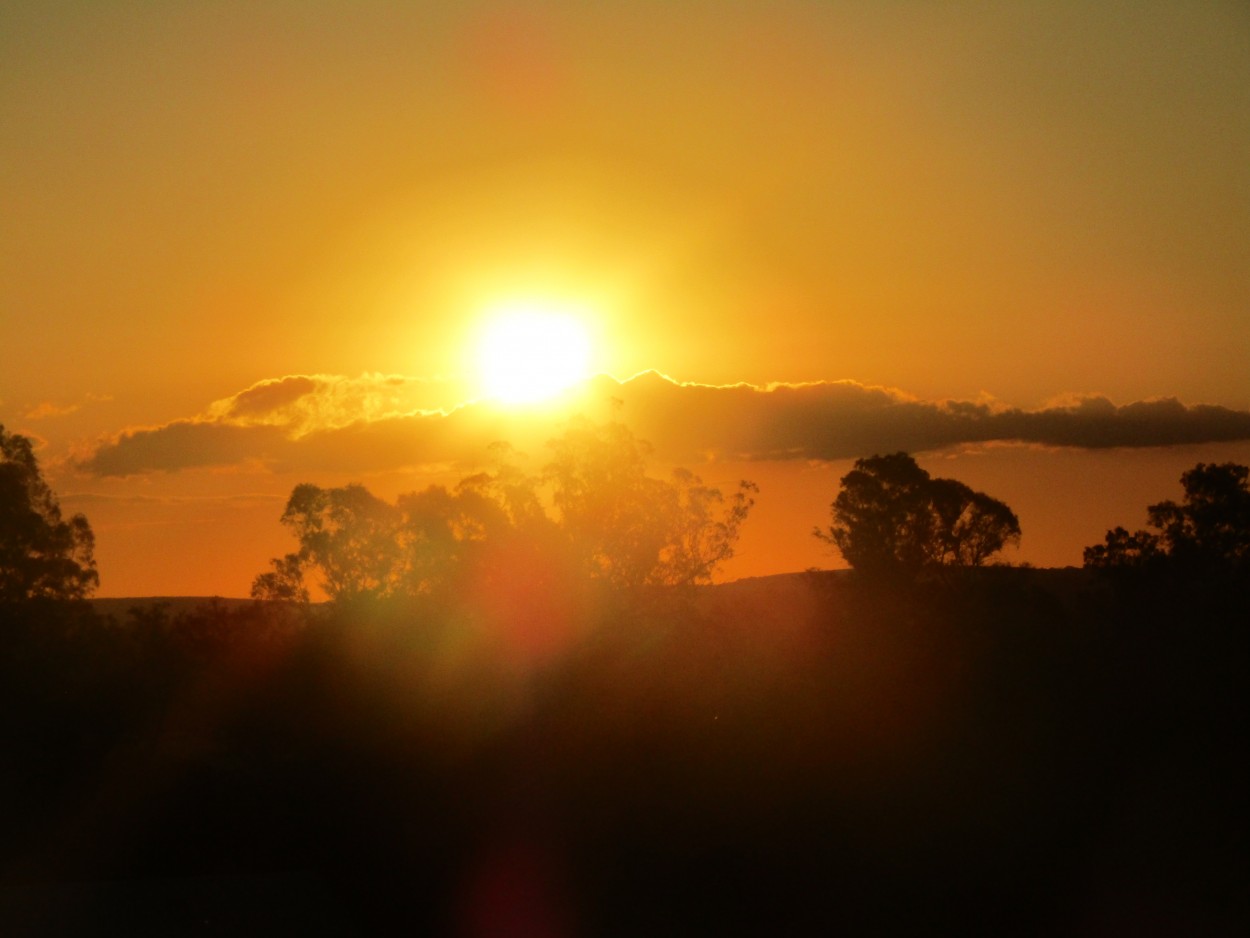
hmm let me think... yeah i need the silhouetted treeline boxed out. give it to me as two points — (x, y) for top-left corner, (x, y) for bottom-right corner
(253, 419), (757, 604)
(1084, 462), (1250, 585)
(2, 564), (1245, 935)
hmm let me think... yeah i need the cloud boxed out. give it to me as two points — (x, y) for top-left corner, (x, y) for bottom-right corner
(597, 375), (1250, 461)
(25, 401), (81, 420)
(207, 373), (455, 431)
(79, 420), (289, 476)
(75, 369), (552, 477)
(75, 372), (1250, 478)
(218, 376), (319, 419)
(23, 392), (112, 421)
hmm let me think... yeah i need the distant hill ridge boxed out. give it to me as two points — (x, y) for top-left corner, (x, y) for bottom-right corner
(91, 567), (1090, 620)
(91, 596), (256, 619)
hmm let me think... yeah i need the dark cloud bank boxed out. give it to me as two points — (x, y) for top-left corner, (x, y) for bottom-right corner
(78, 372), (1250, 477)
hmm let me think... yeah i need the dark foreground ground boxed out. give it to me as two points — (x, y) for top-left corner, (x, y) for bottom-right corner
(1, 569), (1246, 935)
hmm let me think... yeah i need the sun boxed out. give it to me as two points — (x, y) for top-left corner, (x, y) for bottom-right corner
(477, 302), (592, 404)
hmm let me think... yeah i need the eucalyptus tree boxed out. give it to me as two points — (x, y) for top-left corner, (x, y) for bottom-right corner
(0, 424), (98, 601)
(254, 420), (756, 602)
(817, 452), (1020, 579)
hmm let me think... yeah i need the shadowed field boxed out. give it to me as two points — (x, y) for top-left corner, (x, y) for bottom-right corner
(1, 569), (1246, 935)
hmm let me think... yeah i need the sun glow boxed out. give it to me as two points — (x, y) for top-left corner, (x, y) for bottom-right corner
(478, 303), (592, 404)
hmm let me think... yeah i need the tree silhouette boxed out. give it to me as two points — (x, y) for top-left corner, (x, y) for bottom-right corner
(254, 420), (756, 601)
(393, 455), (555, 598)
(254, 483), (400, 602)
(545, 418), (756, 588)
(1080, 526), (1161, 570)
(1084, 462), (1249, 573)
(250, 552), (309, 603)
(252, 448), (552, 603)
(926, 476), (1022, 566)
(816, 452), (1020, 578)
(1, 424), (98, 600)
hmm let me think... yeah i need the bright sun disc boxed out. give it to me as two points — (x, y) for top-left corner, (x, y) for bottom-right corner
(478, 305), (591, 404)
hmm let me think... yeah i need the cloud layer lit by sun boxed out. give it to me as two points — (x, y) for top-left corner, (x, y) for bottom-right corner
(74, 371), (1250, 479)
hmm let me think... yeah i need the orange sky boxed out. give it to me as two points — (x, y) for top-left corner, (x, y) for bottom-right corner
(2, 2), (1248, 596)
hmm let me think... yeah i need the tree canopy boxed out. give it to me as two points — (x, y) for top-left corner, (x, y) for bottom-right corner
(252, 469), (539, 604)
(816, 452), (1020, 578)
(1, 424), (98, 601)
(254, 420), (756, 602)
(546, 418), (756, 589)
(1084, 462), (1250, 574)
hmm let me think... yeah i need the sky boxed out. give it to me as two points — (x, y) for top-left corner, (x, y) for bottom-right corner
(2, 1), (1248, 597)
